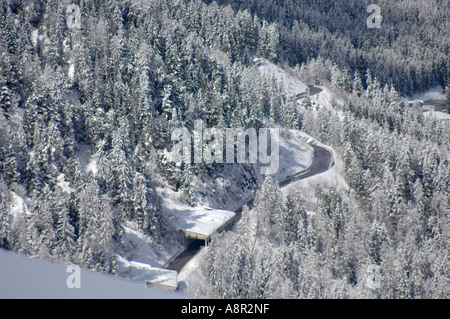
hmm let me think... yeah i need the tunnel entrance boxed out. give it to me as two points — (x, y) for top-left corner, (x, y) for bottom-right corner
(165, 239), (205, 272)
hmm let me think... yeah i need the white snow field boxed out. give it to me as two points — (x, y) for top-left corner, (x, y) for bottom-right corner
(253, 58), (308, 98)
(406, 86), (449, 123)
(272, 128), (314, 179)
(0, 249), (186, 299)
(115, 255), (178, 291)
(177, 246), (212, 295)
(423, 110), (450, 121)
(165, 197), (236, 241)
(309, 86), (344, 110)
(121, 222), (182, 268)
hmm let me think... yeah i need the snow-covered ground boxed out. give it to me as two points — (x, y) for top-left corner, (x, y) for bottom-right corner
(283, 154), (348, 211)
(158, 125), (313, 238)
(112, 222), (185, 291)
(0, 249), (186, 299)
(423, 109), (450, 121)
(177, 247), (212, 296)
(162, 194), (236, 241)
(253, 58), (308, 98)
(310, 86), (344, 111)
(115, 255), (178, 291)
(120, 222), (181, 268)
(269, 128), (314, 180)
(9, 191), (29, 221)
(160, 122), (314, 215)
(406, 86), (449, 122)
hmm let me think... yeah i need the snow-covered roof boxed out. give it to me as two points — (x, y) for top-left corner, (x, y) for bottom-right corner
(165, 200), (236, 240)
(116, 255), (178, 290)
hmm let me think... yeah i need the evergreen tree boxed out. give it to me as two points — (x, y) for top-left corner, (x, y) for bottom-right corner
(368, 222), (387, 265)
(179, 162), (196, 206)
(352, 71), (364, 96)
(445, 85), (450, 112)
(253, 177), (285, 243)
(132, 171), (149, 231)
(28, 184), (57, 259)
(283, 192), (305, 245)
(0, 82), (12, 116)
(0, 180), (11, 249)
(280, 97), (299, 129)
(55, 206), (76, 261)
(77, 175), (113, 270)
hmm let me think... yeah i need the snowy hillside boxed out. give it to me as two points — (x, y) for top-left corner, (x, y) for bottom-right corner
(161, 126), (313, 211)
(253, 58), (308, 98)
(0, 0), (448, 300)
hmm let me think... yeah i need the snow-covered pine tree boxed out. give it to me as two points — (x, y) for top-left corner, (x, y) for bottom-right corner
(28, 184), (57, 259)
(0, 140), (19, 185)
(237, 68), (254, 126)
(352, 70), (364, 96)
(331, 64), (351, 93)
(55, 206), (76, 262)
(0, 179), (11, 249)
(0, 82), (12, 116)
(445, 85), (450, 111)
(258, 21), (278, 62)
(132, 171), (148, 231)
(283, 192), (306, 244)
(253, 177), (285, 244)
(76, 175), (114, 270)
(268, 76), (282, 123)
(247, 237), (273, 298)
(280, 96), (298, 129)
(395, 145), (415, 203)
(368, 221), (387, 265)
(179, 161), (196, 206)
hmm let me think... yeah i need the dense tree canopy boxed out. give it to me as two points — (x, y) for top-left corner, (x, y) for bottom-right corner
(0, 0), (448, 298)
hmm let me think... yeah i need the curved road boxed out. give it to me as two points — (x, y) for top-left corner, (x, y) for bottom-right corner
(166, 144), (333, 272)
(279, 144), (333, 187)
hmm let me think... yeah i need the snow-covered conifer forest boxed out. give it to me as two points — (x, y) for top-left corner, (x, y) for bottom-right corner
(0, 0), (448, 299)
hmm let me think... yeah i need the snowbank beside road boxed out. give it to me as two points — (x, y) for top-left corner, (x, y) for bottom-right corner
(310, 87), (344, 110)
(115, 255), (178, 291)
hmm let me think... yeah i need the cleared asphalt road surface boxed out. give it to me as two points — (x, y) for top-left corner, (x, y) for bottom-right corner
(279, 144), (333, 186)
